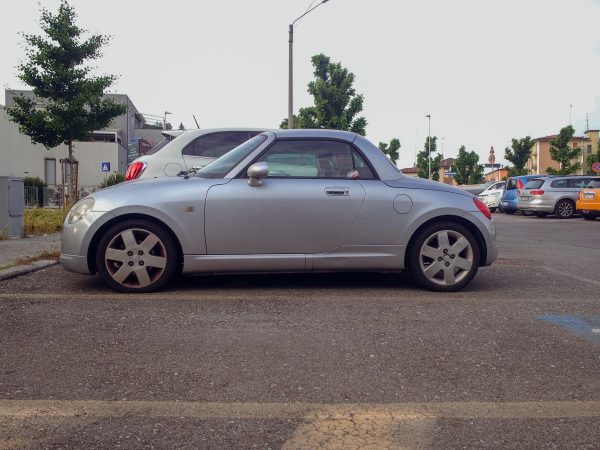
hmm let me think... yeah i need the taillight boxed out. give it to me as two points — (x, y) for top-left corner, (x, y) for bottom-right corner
(473, 197), (492, 220)
(517, 179), (524, 189)
(125, 162), (146, 180)
(530, 190), (544, 196)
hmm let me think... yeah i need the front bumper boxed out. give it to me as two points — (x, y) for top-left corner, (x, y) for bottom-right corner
(60, 210), (114, 275)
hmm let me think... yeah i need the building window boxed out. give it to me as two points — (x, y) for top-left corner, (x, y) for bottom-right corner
(44, 158), (56, 185)
(588, 145), (592, 154)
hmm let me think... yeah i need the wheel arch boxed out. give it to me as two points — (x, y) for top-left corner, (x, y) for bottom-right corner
(404, 215), (488, 269)
(87, 213), (184, 274)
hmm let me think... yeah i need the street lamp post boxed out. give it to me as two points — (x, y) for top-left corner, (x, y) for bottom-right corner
(426, 114), (431, 179)
(288, 0), (330, 129)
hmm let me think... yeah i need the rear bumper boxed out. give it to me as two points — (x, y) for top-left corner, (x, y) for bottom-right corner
(516, 198), (554, 212)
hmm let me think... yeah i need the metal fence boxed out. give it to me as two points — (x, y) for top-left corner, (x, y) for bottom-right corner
(24, 186), (63, 208)
(24, 185), (98, 208)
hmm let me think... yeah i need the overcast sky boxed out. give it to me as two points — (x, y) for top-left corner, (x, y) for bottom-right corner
(2, 0), (600, 169)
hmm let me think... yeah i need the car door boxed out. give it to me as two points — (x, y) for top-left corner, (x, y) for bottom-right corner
(204, 139), (368, 255)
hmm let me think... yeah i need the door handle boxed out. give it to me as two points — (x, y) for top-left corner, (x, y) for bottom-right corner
(325, 188), (349, 196)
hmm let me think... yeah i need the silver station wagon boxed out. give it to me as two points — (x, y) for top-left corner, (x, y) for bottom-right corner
(61, 130), (497, 293)
(517, 175), (600, 218)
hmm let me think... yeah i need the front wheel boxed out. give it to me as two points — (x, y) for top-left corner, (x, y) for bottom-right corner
(95, 219), (179, 293)
(407, 222), (480, 292)
(555, 199), (575, 219)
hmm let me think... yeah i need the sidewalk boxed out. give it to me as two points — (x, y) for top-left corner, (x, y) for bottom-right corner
(0, 234), (61, 281)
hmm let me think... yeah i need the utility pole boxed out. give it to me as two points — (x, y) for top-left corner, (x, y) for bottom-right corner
(426, 114), (431, 179)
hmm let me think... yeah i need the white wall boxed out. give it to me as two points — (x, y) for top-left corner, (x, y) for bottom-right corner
(0, 107), (123, 188)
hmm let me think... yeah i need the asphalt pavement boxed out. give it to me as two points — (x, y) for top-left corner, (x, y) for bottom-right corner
(0, 214), (599, 449)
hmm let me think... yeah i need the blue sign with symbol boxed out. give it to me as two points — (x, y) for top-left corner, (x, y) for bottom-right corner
(101, 162), (110, 172)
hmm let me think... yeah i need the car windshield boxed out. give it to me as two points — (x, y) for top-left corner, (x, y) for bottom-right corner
(524, 179), (544, 189)
(479, 181), (495, 190)
(195, 134), (268, 179)
(144, 133), (180, 155)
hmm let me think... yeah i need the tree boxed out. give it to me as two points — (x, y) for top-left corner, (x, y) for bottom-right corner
(586, 141), (600, 175)
(546, 125), (581, 175)
(6, 0), (126, 202)
(416, 136), (442, 181)
(378, 138), (401, 165)
(453, 146), (485, 185)
(280, 53), (367, 135)
(505, 136), (534, 176)
(178, 122), (185, 130)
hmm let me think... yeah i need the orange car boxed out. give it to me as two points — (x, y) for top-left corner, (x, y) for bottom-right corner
(576, 178), (600, 220)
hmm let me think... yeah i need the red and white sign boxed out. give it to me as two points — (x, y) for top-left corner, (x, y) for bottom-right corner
(592, 161), (600, 173)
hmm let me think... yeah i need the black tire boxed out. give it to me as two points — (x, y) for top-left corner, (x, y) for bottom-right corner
(535, 212), (549, 218)
(489, 207), (497, 213)
(581, 213), (597, 220)
(95, 219), (179, 293)
(522, 210), (535, 216)
(407, 221), (480, 292)
(554, 199), (575, 219)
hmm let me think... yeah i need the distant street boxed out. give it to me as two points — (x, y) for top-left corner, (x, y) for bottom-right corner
(1, 214), (599, 449)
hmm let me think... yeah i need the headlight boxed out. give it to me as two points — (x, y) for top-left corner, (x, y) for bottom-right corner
(67, 198), (95, 224)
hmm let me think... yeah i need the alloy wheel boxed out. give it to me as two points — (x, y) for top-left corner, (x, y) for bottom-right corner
(104, 228), (168, 289)
(556, 200), (574, 218)
(418, 229), (474, 287)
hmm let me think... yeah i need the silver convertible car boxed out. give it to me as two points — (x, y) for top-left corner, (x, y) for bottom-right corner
(61, 130), (496, 293)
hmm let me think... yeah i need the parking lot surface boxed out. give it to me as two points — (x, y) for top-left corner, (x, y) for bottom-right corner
(1, 214), (599, 448)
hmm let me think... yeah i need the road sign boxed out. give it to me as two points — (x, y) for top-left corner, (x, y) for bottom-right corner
(101, 162), (110, 172)
(592, 161), (600, 173)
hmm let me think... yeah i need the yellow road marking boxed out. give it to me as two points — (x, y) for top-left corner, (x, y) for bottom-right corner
(2, 400), (599, 449)
(1, 399), (599, 419)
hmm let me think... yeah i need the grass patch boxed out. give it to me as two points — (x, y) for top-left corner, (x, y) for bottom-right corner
(24, 208), (68, 236)
(0, 249), (61, 271)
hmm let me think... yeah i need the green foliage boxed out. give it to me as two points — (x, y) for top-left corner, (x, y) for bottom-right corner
(586, 141), (600, 174)
(416, 136), (442, 180)
(280, 53), (367, 135)
(6, 0), (126, 199)
(454, 146), (485, 185)
(546, 125), (581, 175)
(99, 173), (124, 188)
(378, 138), (401, 164)
(23, 176), (46, 188)
(505, 137), (534, 176)
(24, 208), (68, 235)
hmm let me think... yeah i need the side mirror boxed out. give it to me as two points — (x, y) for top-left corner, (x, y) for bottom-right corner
(247, 162), (269, 187)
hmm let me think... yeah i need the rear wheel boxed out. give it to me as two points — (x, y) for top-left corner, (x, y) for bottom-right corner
(408, 222), (480, 292)
(555, 199), (575, 219)
(96, 219), (179, 293)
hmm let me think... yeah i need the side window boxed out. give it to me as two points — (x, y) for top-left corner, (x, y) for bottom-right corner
(255, 140), (374, 179)
(550, 179), (567, 189)
(182, 132), (251, 158)
(568, 178), (589, 189)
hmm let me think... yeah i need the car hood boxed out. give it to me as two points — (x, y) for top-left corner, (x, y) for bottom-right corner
(383, 177), (474, 197)
(89, 176), (225, 211)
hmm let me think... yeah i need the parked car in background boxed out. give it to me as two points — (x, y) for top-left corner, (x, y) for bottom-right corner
(476, 181), (505, 212)
(125, 128), (267, 180)
(500, 175), (543, 214)
(517, 175), (600, 218)
(576, 178), (600, 220)
(461, 180), (505, 196)
(61, 129), (497, 293)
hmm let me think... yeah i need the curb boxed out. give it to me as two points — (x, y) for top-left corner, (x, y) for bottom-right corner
(0, 260), (59, 282)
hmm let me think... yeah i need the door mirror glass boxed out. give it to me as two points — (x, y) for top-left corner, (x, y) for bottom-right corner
(248, 162), (269, 187)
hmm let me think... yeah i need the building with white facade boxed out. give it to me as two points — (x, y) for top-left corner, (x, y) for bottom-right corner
(0, 90), (164, 194)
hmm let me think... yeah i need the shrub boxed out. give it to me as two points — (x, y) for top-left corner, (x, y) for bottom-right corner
(99, 173), (125, 189)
